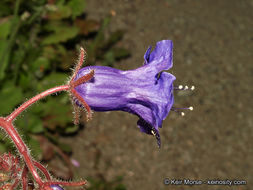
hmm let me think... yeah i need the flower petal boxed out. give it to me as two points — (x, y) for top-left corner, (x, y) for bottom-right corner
(144, 40), (173, 71)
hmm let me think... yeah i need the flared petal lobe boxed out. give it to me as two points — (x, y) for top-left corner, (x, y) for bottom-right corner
(75, 40), (175, 147)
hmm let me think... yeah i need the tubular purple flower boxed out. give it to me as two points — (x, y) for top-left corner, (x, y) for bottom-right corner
(75, 40), (175, 147)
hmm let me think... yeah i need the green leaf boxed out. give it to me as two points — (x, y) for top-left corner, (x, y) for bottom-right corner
(12, 45), (26, 81)
(42, 45), (57, 60)
(103, 50), (115, 66)
(41, 96), (72, 131)
(42, 22), (79, 45)
(55, 44), (67, 55)
(16, 115), (44, 134)
(33, 57), (50, 71)
(88, 16), (111, 54)
(19, 73), (32, 89)
(0, 39), (10, 80)
(47, 4), (72, 20)
(0, 17), (12, 39)
(68, 0), (86, 19)
(15, 103), (44, 134)
(102, 48), (130, 66)
(0, 82), (23, 115)
(26, 114), (44, 133)
(0, 16), (21, 80)
(32, 56), (50, 78)
(37, 72), (67, 91)
(64, 125), (79, 134)
(112, 48), (131, 60)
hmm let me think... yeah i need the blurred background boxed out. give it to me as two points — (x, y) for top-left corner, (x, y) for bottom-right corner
(0, 0), (252, 189)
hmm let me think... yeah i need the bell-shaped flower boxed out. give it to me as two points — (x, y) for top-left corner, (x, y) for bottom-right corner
(75, 40), (176, 147)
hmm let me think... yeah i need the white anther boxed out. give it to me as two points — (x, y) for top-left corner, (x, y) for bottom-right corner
(178, 85), (183, 89)
(184, 85), (189, 90)
(191, 86), (195, 90)
(151, 130), (156, 136)
(189, 106), (193, 111)
(181, 112), (185, 116)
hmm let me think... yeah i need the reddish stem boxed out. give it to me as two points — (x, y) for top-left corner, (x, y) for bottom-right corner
(0, 85), (70, 187)
(70, 47), (86, 84)
(11, 178), (20, 189)
(0, 118), (43, 186)
(0, 47), (92, 189)
(71, 89), (92, 121)
(21, 165), (28, 190)
(33, 161), (51, 180)
(6, 85), (69, 123)
(71, 69), (94, 87)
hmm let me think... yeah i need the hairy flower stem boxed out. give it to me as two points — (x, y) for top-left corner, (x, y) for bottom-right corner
(0, 118), (43, 186)
(0, 86), (85, 186)
(6, 85), (69, 123)
(0, 85), (70, 185)
(0, 84), (76, 186)
(0, 88), (70, 186)
(0, 47), (93, 189)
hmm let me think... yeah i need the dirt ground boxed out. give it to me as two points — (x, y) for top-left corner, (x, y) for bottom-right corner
(62, 0), (253, 189)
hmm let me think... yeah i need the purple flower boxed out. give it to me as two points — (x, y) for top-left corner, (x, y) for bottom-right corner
(75, 40), (175, 147)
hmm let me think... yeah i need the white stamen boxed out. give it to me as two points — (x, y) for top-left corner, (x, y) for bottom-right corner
(189, 106), (193, 111)
(151, 130), (156, 136)
(191, 86), (195, 90)
(178, 85), (183, 89)
(181, 112), (185, 116)
(184, 85), (189, 90)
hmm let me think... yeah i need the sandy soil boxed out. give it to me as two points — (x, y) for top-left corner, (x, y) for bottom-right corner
(62, 0), (253, 189)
